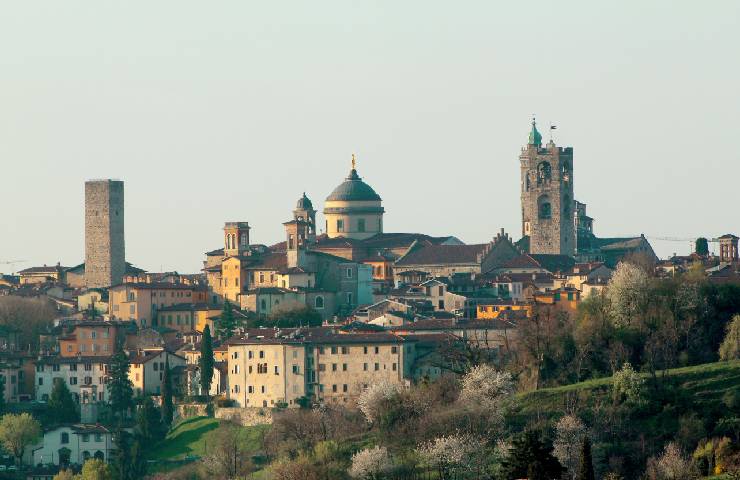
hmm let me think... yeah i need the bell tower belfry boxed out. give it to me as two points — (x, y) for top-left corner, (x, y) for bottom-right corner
(520, 119), (575, 255)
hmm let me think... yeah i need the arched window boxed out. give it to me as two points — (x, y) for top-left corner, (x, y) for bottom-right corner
(315, 296), (324, 309)
(82, 451), (91, 461)
(94, 451), (104, 461)
(537, 161), (552, 185)
(58, 447), (71, 466)
(538, 195), (552, 219)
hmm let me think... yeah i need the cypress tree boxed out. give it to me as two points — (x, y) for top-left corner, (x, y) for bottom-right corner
(161, 357), (173, 427)
(48, 378), (79, 423)
(217, 300), (236, 340)
(199, 325), (214, 396)
(136, 396), (163, 442)
(0, 376), (6, 415)
(108, 345), (134, 421)
(576, 437), (595, 480)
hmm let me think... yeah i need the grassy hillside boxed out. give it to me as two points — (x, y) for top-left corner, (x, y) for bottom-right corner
(149, 416), (269, 461)
(513, 360), (740, 421)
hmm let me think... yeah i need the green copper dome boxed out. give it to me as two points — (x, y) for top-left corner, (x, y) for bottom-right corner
(528, 119), (542, 146)
(326, 168), (382, 202)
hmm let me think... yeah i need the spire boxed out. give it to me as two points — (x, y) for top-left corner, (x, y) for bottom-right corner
(528, 117), (542, 146)
(347, 153), (360, 180)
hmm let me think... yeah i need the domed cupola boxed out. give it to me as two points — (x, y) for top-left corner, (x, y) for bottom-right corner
(323, 155), (384, 239)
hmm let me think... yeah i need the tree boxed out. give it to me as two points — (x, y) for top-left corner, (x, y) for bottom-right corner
(612, 362), (644, 405)
(645, 442), (699, 480)
(720, 314), (740, 361)
(53, 470), (75, 480)
(502, 430), (564, 480)
(695, 237), (709, 256)
(357, 381), (401, 424)
(553, 415), (587, 479)
(349, 446), (393, 479)
(78, 458), (113, 480)
(576, 437), (595, 480)
(0, 296), (57, 349)
(0, 376), (6, 415)
(136, 396), (164, 442)
(265, 306), (323, 328)
(199, 325), (214, 396)
(0, 413), (41, 465)
(108, 346), (133, 421)
(202, 421), (253, 478)
(607, 262), (649, 327)
(459, 364), (514, 413)
(48, 378), (79, 423)
(161, 357), (173, 427)
(217, 300), (237, 340)
(417, 434), (482, 480)
(112, 428), (146, 480)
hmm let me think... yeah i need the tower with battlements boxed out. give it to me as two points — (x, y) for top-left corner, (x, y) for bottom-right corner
(520, 120), (575, 255)
(85, 180), (125, 288)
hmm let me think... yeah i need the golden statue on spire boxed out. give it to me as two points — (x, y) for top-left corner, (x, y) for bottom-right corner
(351, 153), (356, 170)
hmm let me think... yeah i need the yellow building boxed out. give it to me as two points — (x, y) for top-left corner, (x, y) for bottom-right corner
(476, 300), (532, 320)
(227, 329), (414, 408)
(108, 283), (208, 328)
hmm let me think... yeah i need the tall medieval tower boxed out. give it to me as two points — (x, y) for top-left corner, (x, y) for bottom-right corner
(85, 180), (125, 288)
(520, 120), (575, 255)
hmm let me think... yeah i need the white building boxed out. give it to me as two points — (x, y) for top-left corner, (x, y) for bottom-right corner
(28, 424), (114, 467)
(129, 349), (186, 396)
(35, 356), (111, 403)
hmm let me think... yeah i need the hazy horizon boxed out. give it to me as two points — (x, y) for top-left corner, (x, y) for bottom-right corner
(2, 1), (738, 273)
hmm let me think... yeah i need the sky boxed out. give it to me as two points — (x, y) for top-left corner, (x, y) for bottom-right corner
(1, 1), (739, 274)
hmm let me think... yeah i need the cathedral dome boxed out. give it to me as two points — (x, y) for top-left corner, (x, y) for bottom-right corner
(296, 192), (313, 210)
(325, 168), (382, 202)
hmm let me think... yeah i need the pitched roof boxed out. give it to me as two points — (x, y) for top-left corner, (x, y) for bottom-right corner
(395, 244), (487, 266)
(530, 254), (576, 274)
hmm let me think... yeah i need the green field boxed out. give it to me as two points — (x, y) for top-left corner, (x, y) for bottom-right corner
(513, 359), (740, 421)
(148, 416), (269, 461)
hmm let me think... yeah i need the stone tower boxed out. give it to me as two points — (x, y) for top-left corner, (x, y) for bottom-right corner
(520, 120), (575, 255)
(718, 234), (739, 263)
(293, 193), (317, 244)
(85, 180), (125, 288)
(224, 222), (250, 257)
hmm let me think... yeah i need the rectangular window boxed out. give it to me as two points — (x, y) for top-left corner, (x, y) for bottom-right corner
(292, 365), (299, 374)
(342, 363), (348, 371)
(391, 346), (398, 354)
(343, 384), (348, 392)
(374, 363), (379, 371)
(392, 363), (397, 371)
(274, 366), (279, 375)
(363, 346), (368, 355)
(319, 364), (326, 372)
(332, 384), (337, 393)
(363, 363), (368, 371)
(336, 219), (344, 232)
(330, 346), (337, 354)
(374, 346), (379, 354)
(346, 268), (353, 279)
(332, 363), (337, 371)
(341, 346), (349, 354)
(357, 218), (365, 232)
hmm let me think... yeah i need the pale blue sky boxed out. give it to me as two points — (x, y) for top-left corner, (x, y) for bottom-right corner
(1, 1), (738, 273)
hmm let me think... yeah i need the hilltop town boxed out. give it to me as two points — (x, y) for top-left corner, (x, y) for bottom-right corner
(1, 122), (739, 479)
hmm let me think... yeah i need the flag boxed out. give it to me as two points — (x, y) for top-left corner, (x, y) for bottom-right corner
(550, 125), (557, 130)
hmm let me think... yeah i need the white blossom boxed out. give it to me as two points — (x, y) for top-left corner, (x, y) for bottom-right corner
(356, 381), (401, 424)
(607, 262), (649, 327)
(459, 364), (514, 413)
(349, 446), (393, 479)
(416, 433), (482, 477)
(646, 442), (699, 480)
(553, 415), (587, 479)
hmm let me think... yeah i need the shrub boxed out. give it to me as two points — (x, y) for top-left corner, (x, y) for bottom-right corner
(349, 446), (393, 479)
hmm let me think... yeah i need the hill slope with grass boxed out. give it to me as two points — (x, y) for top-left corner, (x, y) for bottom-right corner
(509, 360), (740, 478)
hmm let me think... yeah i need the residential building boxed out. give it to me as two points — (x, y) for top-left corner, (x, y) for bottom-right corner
(227, 328), (415, 408)
(108, 282), (208, 328)
(29, 424), (114, 466)
(35, 356), (111, 403)
(129, 349), (186, 396)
